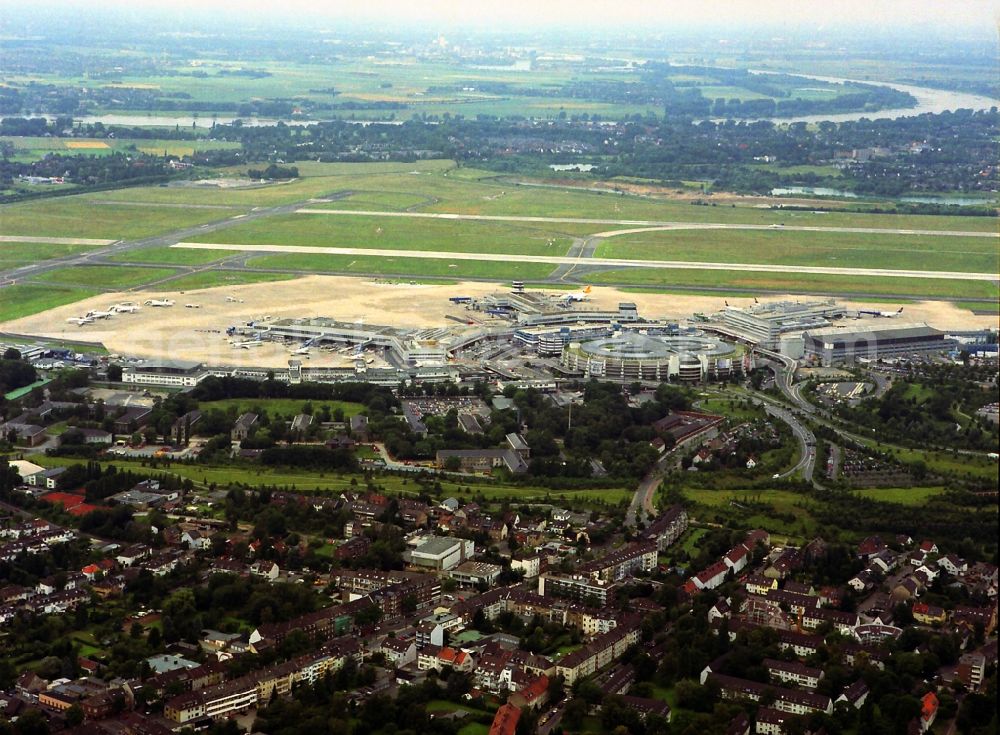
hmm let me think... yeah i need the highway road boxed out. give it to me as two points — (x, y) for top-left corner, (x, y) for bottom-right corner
(172, 242), (998, 282)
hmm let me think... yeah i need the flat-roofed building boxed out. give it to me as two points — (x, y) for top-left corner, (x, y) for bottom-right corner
(803, 323), (953, 366)
(122, 359), (208, 387)
(409, 536), (475, 571)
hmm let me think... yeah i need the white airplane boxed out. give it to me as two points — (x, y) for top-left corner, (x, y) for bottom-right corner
(859, 307), (904, 318)
(292, 338), (316, 355)
(234, 339), (263, 349)
(561, 285), (592, 303)
(144, 299), (175, 307)
(111, 302), (140, 313)
(66, 316), (94, 326)
(225, 296), (244, 303)
(85, 309), (114, 319)
(185, 303), (202, 309)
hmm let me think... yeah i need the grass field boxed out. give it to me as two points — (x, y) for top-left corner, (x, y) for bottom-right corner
(853, 486), (947, 504)
(244, 252), (556, 281)
(147, 271), (297, 291)
(188, 211), (586, 256)
(107, 247), (236, 266)
(3, 158), (997, 321)
(32, 265), (178, 289)
(581, 267), (999, 301)
(1, 197), (250, 240)
(0, 240), (99, 269)
(0, 284), (99, 322)
(24, 453), (632, 507)
(593, 228), (999, 274)
(684, 486), (820, 539)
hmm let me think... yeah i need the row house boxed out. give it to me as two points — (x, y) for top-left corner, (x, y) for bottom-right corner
(555, 617), (641, 685)
(639, 505), (689, 551)
(581, 542), (658, 583)
(706, 673), (833, 716)
(166, 639), (360, 723)
(764, 658), (824, 689)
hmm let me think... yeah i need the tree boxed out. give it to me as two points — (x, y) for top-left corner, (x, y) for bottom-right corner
(2, 348), (21, 360)
(65, 705), (84, 727)
(107, 364), (123, 382)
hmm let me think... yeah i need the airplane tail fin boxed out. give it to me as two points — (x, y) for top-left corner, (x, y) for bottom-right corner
(583, 286), (592, 294)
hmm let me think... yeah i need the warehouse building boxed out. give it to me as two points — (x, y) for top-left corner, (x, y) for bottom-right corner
(803, 323), (954, 366)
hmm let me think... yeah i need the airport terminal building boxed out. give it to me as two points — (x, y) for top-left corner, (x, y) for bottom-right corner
(560, 330), (740, 382)
(719, 300), (846, 348)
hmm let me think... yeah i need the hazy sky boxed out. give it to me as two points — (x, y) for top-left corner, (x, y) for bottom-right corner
(7, 0), (1000, 35)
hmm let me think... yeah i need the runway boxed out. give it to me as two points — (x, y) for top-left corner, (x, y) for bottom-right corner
(173, 242), (1000, 281)
(294, 208), (998, 238)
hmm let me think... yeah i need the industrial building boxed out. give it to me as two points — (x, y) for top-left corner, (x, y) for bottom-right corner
(407, 536), (475, 571)
(802, 323), (954, 365)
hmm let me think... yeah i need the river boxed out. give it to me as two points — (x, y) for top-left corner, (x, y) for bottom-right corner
(50, 74), (998, 129)
(740, 71), (999, 125)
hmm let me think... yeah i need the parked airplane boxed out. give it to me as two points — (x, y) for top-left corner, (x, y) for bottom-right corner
(859, 307), (904, 318)
(225, 296), (244, 303)
(234, 339), (263, 349)
(66, 316), (94, 326)
(291, 337), (317, 355)
(85, 309), (114, 319)
(561, 285), (592, 303)
(185, 303), (202, 309)
(111, 302), (140, 313)
(144, 299), (175, 307)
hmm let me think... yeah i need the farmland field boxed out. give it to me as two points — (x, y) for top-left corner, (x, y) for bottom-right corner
(0, 135), (242, 159)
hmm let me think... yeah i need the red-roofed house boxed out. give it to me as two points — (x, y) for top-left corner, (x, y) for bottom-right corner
(437, 647), (474, 672)
(723, 544), (750, 573)
(693, 561), (730, 591)
(508, 675), (549, 710)
(912, 602), (946, 626)
(489, 703), (521, 735)
(919, 691), (938, 732)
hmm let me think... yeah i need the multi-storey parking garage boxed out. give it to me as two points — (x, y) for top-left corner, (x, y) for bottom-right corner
(561, 329), (740, 382)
